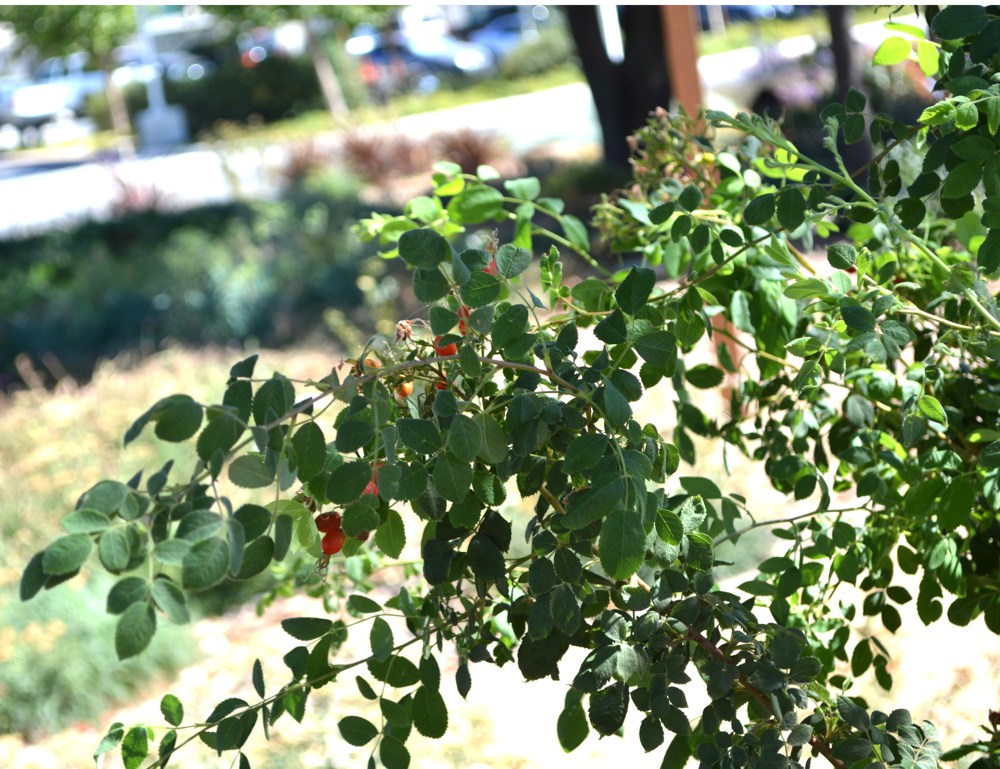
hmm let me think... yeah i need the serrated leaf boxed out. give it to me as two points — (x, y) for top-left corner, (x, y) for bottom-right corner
(121, 725), (149, 769)
(42, 533), (92, 575)
(398, 228), (449, 269)
(588, 681), (629, 736)
(291, 422), (326, 482)
(115, 602), (156, 660)
(562, 478), (625, 529)
(161, 694), (184, 727)
(339, 716), (378, 746)
(634, 330), (677, 371)
(282, 617), (333, 641)
(228, 455), (274, 489)
(60, 508), (113, 534)
(931, 5), (988, 39)
(432, 453), (473, 502)
(916, 394), (947, 425)
(599, 508), (646, 580)
(380, 734), (411, 769)
(375, 508), (406, 559)
(151, 577), (190, 624)
(396, 418), (442, 454)
(615, 267), (656, 315)
(874, 36), (911, 66)
(744, 192), (775, 225)
(107, 576), (149, 615)
(181, 538), (230, 591)
(413, 686), (449, 738)
(495, 243), (531, 278)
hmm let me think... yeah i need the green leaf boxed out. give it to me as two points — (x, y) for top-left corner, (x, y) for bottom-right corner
(115, 602), (156, 660)
(196, 411), (244, 464)
(562, 479), (625, 529)
(339, 716), (378, 746)
(93, 722), (125, 763)
(370, 617), (394, 662)
(107, 576), (149, 615)
(397, 418), (442, 454)
(873, 36), (911, 66)
(550, 584), (582, 636)
(176, 511), (223, 543)
(837, 695), (871, 730)
(291, 422), (326, 482)
(828, 243), (857, 270)
(413, 686), (449, 738)
(588, 681), (629, 736)
(635, 330), (677, 371)
(931, 5), (988, 39)
(979, 441), (1000, 469)
(677, 184), (703, 212)
(60, 508), (113, 534)
(447, 185), (505, 222)
(335, 420), (375, 454)
(413, 267), (451, 303)
(978, 230), (1000, 274)
(599, 508), (646, 580)
(326, 461), (372, 504)
(685, 364), (724, 389)
(151, 577), (190, 624)
(42, 533), (92, 575)
(563, 433), (610, 475)
(840, 301), (877, 332)
(744, 193), (775, 225)
(987, 97), (1000, 136)
(181, 538), (231, 591)
(601, 379), (631, 428)
(941, 161), (983, 199)
(121, 725), (149, 769)
(161, 694), (184, 727)
(916, 39), (939, 76)
(432, 453), (473, 502)
(557, 692), (589, 752)
(505, 176), (541, 200)
(380, 735), (411, 769)
(777, 187), (807, 231)
(615, 267), (656, 315)
(282, 617), (333, 641)
(98, 527), (131, 573)
(495, 243), (531, 278)
(227, 455), (274, 489)
(153, 395), (203, 443)
(916, 394), (947, 425)
(398, 228), (449, 269)
(561, 214), (590, 251)
(447, 414), (482, 462)
(375, 508), (406, 559)
(19, 551), (47, 602)
(640, 714), (664, 752)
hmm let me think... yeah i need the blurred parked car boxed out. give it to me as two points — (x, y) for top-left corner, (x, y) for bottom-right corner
(0, 52), (105, 133)
(467, 11), (539, 60)
(347, 23), (495, 100)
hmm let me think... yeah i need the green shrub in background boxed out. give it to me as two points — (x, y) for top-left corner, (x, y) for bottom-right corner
(0, 188), (377, 390)
(498, 24), (577, 80)
(0, 575), (193, 739)
(90, 55), (328, 139)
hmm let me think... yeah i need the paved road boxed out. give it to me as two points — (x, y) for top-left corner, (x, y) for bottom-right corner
(0, 14), (923, 240)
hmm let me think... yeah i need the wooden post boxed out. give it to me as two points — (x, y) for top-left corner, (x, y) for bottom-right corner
(660, 5), (703, 116)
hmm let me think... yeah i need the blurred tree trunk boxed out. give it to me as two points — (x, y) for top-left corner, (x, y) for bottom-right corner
(306, 19), (348, 118)
(103, 69), (135, 160)
(565, 5), (673, 168)
(825, 6), (872, 180)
